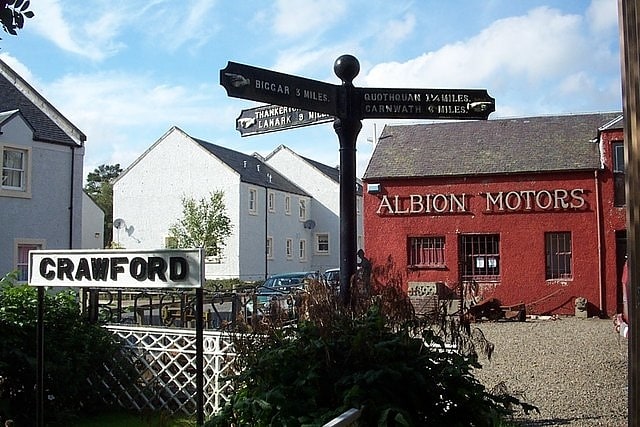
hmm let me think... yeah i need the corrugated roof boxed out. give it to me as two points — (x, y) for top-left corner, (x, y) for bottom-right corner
(363, 112), (622, 180)
(193, 138), (309, 196)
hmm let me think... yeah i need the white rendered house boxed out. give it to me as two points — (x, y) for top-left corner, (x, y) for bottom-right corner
(113, 127), (343, 281)
(0, 59), (86, 280)
(265, 145), (364, 270)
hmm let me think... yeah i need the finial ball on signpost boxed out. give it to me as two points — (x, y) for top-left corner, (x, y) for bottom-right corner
(334, 55), (360, 84)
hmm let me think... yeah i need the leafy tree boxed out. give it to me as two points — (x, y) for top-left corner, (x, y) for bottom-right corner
(0, 0), (34, 38)
(168, 191), (233, 258)
(84, 164), (123, 247)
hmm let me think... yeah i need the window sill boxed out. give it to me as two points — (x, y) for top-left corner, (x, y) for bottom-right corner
(408, 265), (447, 271)
(0, 189), (31, 199)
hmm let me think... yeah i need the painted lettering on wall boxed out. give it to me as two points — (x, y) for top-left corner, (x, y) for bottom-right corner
(377, 193), (468, 214)
(484, 189), (586, 212)
(376, 188), (587, 215)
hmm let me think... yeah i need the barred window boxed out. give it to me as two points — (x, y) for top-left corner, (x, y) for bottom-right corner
(461, 234), (500, 280)
(545, 232), (572, 280)
(409, 236), (445, 267)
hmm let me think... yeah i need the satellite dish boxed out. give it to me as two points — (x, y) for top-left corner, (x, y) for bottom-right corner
(113, 218), (126, 230)
(303, 220), (316, 229)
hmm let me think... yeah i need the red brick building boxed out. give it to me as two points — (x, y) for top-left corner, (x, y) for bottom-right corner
(362, 112), (626, 317)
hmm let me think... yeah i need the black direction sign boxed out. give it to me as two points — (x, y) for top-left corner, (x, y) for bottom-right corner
(220, 62), (339, 116)
(357, 87), (495, 120)
(236, 104), (333, 137)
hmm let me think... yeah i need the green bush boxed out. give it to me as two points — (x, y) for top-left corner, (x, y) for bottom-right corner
(0, 271), (131, 426)
(207, 282), (536, 426)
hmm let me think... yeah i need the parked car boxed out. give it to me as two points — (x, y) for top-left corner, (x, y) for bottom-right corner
(324, 268), (340, 288)
(254, 271), (320, 307)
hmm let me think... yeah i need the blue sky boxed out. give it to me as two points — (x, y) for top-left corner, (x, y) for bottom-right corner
(0, 0), (621, 179)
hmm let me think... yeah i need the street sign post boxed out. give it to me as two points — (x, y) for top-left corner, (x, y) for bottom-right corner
(220, 62), (339, 116)
(220, 55), (495, 306)
(236, 104), (333, 137)
(358, 87), (494, 120)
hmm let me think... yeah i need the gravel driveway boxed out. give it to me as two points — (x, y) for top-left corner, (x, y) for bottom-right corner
(472, 316), (628, 426)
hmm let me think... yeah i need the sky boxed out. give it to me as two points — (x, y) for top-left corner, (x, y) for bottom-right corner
(0, 0), (623, 180)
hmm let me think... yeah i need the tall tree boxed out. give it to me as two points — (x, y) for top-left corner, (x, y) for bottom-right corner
(168, 191), (233, 258)
(84, 164), (123, 247)
(1, 0), (34, 38)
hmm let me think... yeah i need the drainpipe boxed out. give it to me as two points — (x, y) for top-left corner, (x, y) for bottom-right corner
(595, 169), (605, 316)
(69, 146), (75, 249)
(264, 187), (268, 280)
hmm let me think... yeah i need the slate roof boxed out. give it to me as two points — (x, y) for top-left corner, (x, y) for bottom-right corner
(300, 155), (363, 195)
(193, 138), (309, 196)
(266, 145), (364, 196)
(0, 59), (84, 146)
(363, 112), (622, 180)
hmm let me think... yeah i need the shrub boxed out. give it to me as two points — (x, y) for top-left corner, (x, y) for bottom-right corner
(207, 281), (536, 426)
(0, 271), (131, 425)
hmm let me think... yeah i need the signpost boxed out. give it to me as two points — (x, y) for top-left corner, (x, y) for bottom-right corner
(220, 62), (339, 116)
(220, 55), (495, 306)
(236, 104), (332, 137)
(358, 87), (494, 120)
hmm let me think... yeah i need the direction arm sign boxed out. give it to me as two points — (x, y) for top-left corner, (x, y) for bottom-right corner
(220, 62), (339, 116)
(357, 87), (495, 120)
(236, 104), (333, 137)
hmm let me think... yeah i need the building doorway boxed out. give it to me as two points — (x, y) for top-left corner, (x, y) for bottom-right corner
(616, 230), (627, 314)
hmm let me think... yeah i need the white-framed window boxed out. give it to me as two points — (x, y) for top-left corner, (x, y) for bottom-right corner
(15, 239), (45, 282)
(286, 238), (293, 259)
(356, 196), (362, 215)
(315, 233), (330, 254)
(266, 236), (274, 259)
(1, 145), (31, 198)
(248, 188), (258, 214)
(268, 191), (275, 212)
(299, 239), (307, 261)
(298, 198), (307, 221)
(285, 195), (291, 215)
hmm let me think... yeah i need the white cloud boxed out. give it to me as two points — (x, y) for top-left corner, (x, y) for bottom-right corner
(39, 71), (225, 177)
(364, 7), (588, 89)
(358, 5), (624, 117)
(587, 0), (618, 34)
(273, 0), (347, 37)
(26, 0), (218, 60)
(0, 53), (35, 84)
(145, 0), (219, 53)
(375, 13), (416, 51)
(29, 0), (101, 59)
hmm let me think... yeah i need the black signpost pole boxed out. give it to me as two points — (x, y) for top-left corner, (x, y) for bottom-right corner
(333, 55), (362, 306)
(36, 287), (44, 427)
(220, 56), (494, 308)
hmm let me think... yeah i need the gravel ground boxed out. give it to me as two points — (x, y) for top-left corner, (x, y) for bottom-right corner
(472, 316), (628, 426)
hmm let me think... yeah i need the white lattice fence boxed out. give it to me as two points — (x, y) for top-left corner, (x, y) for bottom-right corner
(100, 325), (238, 417)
